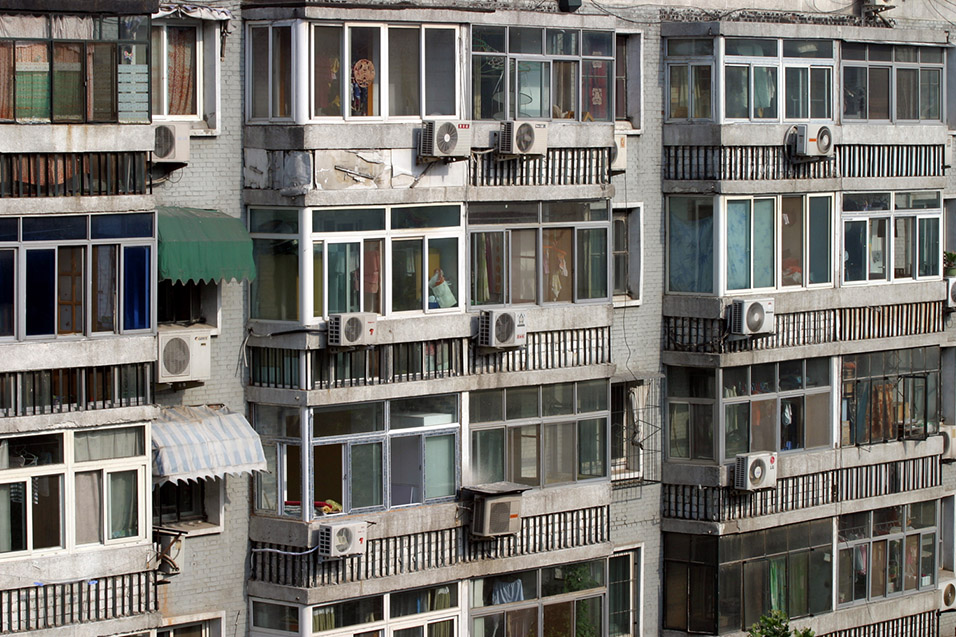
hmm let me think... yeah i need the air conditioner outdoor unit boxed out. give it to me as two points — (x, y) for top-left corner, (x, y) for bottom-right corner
(730, 298), (775, 336)
(941, 577), (956, 611)
(317, 520), (367, 558)
(479, 310), (527, 348)
(498, 121), (548, 157)
(420, 120), (474, 160)
(152, 122), (190, 163)
(610, 133), (627, 172)
(472, 494), (522, 537)
(946, 277), (956, 309)
(157, 325), (212, 383)
(794, 124), (833, 158)
(328, 313), (377, 347)
(941, 425), (956, 461)
(735, 452), (778, 491)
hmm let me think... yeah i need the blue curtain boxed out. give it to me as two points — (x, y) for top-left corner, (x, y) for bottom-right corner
(123, 246), (150, 331)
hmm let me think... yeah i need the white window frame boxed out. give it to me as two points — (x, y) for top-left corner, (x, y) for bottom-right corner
(840, 190), (942, 285)
(716, 193), (835, 295)
(0, 425), (149, 559)
(247, 21), (296, 122)
(664, 38), (714, 121)
(608, 546), (643, 637)
(150, 21), (204, 122)
(614, 31), (643, 132)
(309, 204), (465, 320)
(310, 22), (461, 121)
(156, 613), (224, 637)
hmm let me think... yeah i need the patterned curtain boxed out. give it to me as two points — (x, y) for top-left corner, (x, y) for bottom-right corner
(167, 26), (196, 115)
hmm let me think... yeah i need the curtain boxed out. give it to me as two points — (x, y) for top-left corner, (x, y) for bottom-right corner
(768, 556), (786, 612)
(15, 42), (50, 120)
(167, 26), (197, 116)
(0, 42), (12, 120)
(75, 471), (103, 544)
(424, 435), (455, 499)
(312, 606), (335, 632)
(108, 470), (138, 539)
(75, 427), (142, 462)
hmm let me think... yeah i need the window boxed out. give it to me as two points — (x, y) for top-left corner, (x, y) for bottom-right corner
(311, 23), (458, 120)
(158, 620), (220, 637)
(781, 40), (832, 120)
(152, 478), (220, 530)
(668, 196), (714, 293)
(255, 396), (458, 519)
(249, 23), (293, 120)
(615, 33), (641, 128)
(665, 38), (713, 120)
(841, 346), (939, 445)
(0, 15), (149, 123)
(722, 358), (831, 459)
(469, 380), (609, 487)
(313, 205), (461, 316)
(472, 26), (614, 121)
(471, 561), (605, 637)
(0, 213), (153, 340)
(667, 367), (715, 461)
(842, 191), (941, 283)
(250, 209), (299, 321)
(151, 23), (201, 118)
(613, 207), (641, 300)
(609, 549), (641, 636)
(843, 43), (943, 122)
(469, 200), (609, 306)
(610, 383), (644, 480)
(724, 194), (832, 292)
(0, 426), (147, 555)
(253, 602), (300, 634)
(158, 279), (221, 332)
(838, 502), (937, 605)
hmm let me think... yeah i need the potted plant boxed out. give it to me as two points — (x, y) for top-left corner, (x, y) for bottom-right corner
(945, 251), (956, 277)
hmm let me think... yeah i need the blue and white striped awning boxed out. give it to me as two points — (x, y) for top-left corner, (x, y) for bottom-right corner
(152, 405), (266, 484)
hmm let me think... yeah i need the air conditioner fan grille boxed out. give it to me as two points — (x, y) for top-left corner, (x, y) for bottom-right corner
(163, 337), (191, 376)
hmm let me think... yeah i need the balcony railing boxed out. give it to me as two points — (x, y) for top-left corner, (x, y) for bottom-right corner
(0, 152), (148, 198)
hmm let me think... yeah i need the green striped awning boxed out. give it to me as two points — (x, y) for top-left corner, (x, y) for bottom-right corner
(157, 206), (256, 284)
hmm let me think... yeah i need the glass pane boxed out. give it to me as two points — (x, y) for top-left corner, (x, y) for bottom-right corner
(511, 228), (538, 304)
(507, 386), (539, 420)
(844, 221), (867, 282)
(351, 442), (383, 509)
(314, 402), (384, 437)
(725, 403), (749, 459)
(668, 197), (713, 293)
(781, 397), (804, 451)
(920, 69), (940, 120)
(754, 67), (777, 119)
(892, 215), (915, 278)
(751, 399), (776, 453)
(805, 391), (830, 449)
(122, 245), (150, 331)
(327, 243), (360, 314)
(552, 60), (577, 119)
(108, 470), (138, 539)
(869, 218), (887, 281)
(26, 249), (55, 336)
(544, 422), (575, 485)
(313, 26), (343, 117)
(669, 65), (688, 118)
(392, 239), (423, 311)
(543, 601), (572, 636)
(807, 196), (831, 284)
(0, 482), (27, 552)
(921, 533), (935, 588)
(313, 444), (342, 511)
(0, 42), (13, 120)
(577, 379), (608, 412)
(272, 26), (292, 118)
(390, 436), (422, 506)
(350, 26), (381, 116)
(510, 425), (540, 486)
(166, 26), (197, 116)
(57, 246), (83, 334)
(576, 597), (603, 637)
(472, 429), (504, 485)
(743, 561), (766, 629)
(843, 66), (866, 119)
(472, 232), (504, 306)
(904, 534), (919, 590)
(691, 404), (714, 461)
(510, 27), (543, 54)
(75, 427), (144, 461)
(544, 228), (573, 302)
(425, 29), (456, 116)
(512, 59), (549, 119)
(785, 67), (808, 119)
(664, 562), (688, 630)
(472, 26), (505, 53)
(312, 242), (324, 317)
(427, 237), (459, 309)
(726, 39), (777, 56)
(391, 394), (457, 428)
(253, 602), (299, 633)
(784, 40), (832, 58)
(0, 250), (14, 336)
(425, 435), (455, 499)
(16, 42), (51, 121)
(692, 66), (712, 119)
(726, 200), (751, 289)
(810, 67), (830, 119)
(31, 475), (61, 549)
(582, 56), (612, 121)
(724, 66), (749, 118)
(868, 67), (890, 119)
(75, 471), (102, 545)
(897, 68), (918, 120)
(789, 551), (809, 616)
(88, 42), (116, 121)
(918, 217), (939, 277)
(470, 389), (503, 423)
(472, 55), (505, 120)
(780, 196), (803, 286)
(388, 27), (420, 117)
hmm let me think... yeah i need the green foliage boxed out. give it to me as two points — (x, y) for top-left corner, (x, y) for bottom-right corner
(747, 610), (814, 637)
